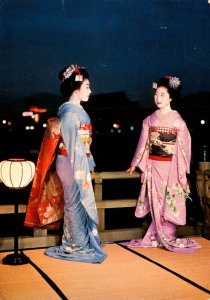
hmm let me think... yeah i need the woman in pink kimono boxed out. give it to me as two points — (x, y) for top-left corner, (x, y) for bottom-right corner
(125, 76), (201, 253)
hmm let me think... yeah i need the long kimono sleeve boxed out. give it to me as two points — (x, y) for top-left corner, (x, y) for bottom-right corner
(131, 117), (150, 171)
(164, 118), (191, 225)
(176, 119), (191, 190)
(88, 153), (96, 171)
(60, 111), (98, 224)
(132, 117), (150, 218)
(60, 112), (80, 166)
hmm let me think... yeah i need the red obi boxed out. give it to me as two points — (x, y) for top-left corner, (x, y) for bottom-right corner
(80, 124), (92, 131)
(148, 126), (177, 161)
(58, 123), (92, 157)
(24, 117), (64, 230)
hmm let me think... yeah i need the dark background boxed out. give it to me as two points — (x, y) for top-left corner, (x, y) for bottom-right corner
(1, 1), (210, 105)
(1, 0), (210, 164)
(0, 0), (209, 236)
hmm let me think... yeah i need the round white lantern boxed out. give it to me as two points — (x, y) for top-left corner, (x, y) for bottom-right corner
(0, 158), (36, 265)
(0, 158), (35, 189)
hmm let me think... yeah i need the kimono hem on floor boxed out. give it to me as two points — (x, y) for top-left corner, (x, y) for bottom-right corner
(123, 110), (201, 254)
(25, 103), (106, 263)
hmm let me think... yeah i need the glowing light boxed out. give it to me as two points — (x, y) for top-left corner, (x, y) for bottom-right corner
(34, 114), (40, 123)
(43, 123), (47, 128)
(130, 126), (134, 131)
(29, 105), (47, 113)
(2, 120), (6, 124)
(0, 159), (35, 189)
(22, 111), (33, 117)
(200, 120), (205, 125)
(30, 126), (35, 130)
(113, 123), (120, 129)
(25, 126), (30, 130)
(8, 121), (12, 126)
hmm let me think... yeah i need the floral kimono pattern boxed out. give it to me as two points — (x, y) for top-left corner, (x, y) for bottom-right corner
(24, 117), (64, 230)
(123, 110), (201, 253)
(45, 103), (106, 263)
(25, 103), (106, 263)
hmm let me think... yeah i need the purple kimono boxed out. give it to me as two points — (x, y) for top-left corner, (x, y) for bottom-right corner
(124, 110), (201, 253)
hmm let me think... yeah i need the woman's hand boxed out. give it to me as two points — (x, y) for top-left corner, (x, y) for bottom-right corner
(90, 168), (94, 174)
(127, 166), (136, 175)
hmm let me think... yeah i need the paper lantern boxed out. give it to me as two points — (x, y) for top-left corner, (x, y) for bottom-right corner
(0, 158), (35, 189)
(0, 158), (35, 265)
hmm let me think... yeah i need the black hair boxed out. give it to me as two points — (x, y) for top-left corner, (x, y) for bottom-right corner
(156, 76), (182, 101)
(58, 66), (89, 98)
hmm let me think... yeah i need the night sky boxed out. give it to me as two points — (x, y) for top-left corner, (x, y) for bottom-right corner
(1, 0), (210, 106)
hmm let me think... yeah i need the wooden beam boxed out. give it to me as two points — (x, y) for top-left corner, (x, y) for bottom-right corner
(96, 199), (136, 209)
(0, 204), (26, 214)
(0, 235), (61, 251)
(92, 171), (140, 180)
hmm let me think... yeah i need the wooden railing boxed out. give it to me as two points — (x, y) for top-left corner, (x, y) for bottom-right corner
(0, 170), (208, 251)
(92, 171), (146, 242)
(0, 171), (146, 251)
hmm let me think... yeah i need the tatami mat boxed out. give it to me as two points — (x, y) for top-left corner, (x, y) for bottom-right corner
(0, 238), (210, 300)
(0, 260), (60, 299)
(127, 237), (210, 292)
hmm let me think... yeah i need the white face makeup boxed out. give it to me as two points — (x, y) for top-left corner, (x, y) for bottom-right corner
(76, 79), (91, 102)
(154, 86), (172, 110)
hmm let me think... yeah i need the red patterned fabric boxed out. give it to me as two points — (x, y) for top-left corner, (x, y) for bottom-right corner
(149, 126), (177, 135)
(24, 118), (64, 230)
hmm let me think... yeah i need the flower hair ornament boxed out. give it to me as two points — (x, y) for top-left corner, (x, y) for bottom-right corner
(152, 76), (181, 90)
(168, 76), (181, 89)
(62, 64), (83, 82)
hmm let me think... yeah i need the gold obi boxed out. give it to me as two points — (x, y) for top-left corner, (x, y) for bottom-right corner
(149, 126), (177, 161)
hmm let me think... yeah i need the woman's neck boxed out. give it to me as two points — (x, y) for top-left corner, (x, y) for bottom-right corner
(68, 93), (82, 108)
(158, 105), (172, 115)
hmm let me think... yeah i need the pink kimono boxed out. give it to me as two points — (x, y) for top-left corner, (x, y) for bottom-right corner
(124, 110), (201, 253)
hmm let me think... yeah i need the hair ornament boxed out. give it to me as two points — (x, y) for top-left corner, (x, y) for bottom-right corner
(75, 75), (82, 81)
(74, 67), (83, 82)
(152, 82), (157, 89)
(62, 65), (76, 81)
(62, 64), (83, 82)
(168, 77), (181, 89)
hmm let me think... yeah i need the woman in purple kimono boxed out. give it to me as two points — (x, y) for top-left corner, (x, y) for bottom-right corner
(45, 65), (106, 262)
(125, 76), (201, 253)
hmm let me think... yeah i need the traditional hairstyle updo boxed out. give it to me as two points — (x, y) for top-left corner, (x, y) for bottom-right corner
(153, 76), (182, 101)
(58, 65), (89, 98)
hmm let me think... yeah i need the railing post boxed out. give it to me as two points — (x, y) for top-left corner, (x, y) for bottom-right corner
(94, 177), (105, 232)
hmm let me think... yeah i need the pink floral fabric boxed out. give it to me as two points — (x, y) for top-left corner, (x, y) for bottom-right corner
(123, 110), (201, 253)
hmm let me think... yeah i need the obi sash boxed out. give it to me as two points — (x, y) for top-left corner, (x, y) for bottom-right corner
(24, 117), (64, 229)
(149, 126), (177, 161)
(58, 123), (92, 157)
